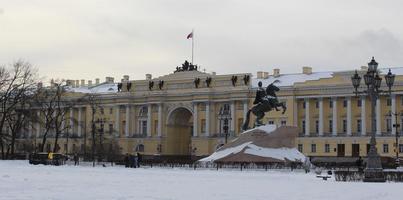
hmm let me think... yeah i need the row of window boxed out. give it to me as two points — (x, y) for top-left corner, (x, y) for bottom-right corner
(302, 98), (395, 109)
(301, 118), (403, 134)
(298, 143), (403, 154)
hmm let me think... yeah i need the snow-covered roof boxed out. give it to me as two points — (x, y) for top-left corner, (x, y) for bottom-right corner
(252, 72), (334, 88)
(252, 67), (403, 88)
(66, 83), (118, 94)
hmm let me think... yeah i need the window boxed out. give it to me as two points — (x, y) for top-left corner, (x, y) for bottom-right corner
(135, 144), (145, 152)
(343, 99), (347, 108)
(315, 101), (319, 108)
(109, 124), (113, 135)
(100, 107), (104, 115)
(387, 98), (391, 106)
(329, 100), (333, 108)
(357, 119), (361, 133)
(268, 120), (274, 125)
(311, 144), (316, 153)
(399, 144), (403, 153)
(325, 144), (330, 153)
(298, 144), (303, 152)
(386, 119), (392, 132)
(315, 120), (319, 133)
(343, 120), (347, 133)
(281, 120), (287, 126)
(357, 99), (362, 107)
(329, 120), (333, 133)
(201, 119), (206, 133)
(303, 101), (306, 109)
(109, 108), (113, 115)
(141, 121), (147, 135)
(302, 120), (306, 134)
(383, 144), (389, 153)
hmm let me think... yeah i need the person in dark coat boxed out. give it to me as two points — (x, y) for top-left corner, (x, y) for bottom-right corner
(74, 154), (79, 166)
(356, 156), (363, 172)
(124, 153), (130, 168)
(136, 152), (142, 168)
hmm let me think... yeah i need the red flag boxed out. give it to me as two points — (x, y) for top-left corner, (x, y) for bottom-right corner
(187, 31), (193, 39)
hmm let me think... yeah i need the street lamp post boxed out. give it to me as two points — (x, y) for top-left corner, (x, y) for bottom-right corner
(351, 57), (395, 182)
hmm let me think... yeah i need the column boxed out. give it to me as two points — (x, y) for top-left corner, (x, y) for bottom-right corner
(77, 107), (82, 137)
(376, 98), (381, 135)
(230, 101), (235, 135)
(158, 104), (162, 137)
(332, 97), (337, 136)
(347, 97), (352, 136)
(361, 97), (366, 135)
(205, 102), (210, 137)
(318, 98), (324, 136)
(147, 104), (152, 137)
(193, 103), (198, 137)
(115, 106), (120, 137)
(243, 101), (248, 123)
(70, 108), (74, 134)
(125, 105), (130, 137)
(391, 95), (396, 135)
(304, 98), (310, 136)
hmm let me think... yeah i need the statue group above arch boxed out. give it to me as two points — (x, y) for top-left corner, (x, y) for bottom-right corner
(174, 60), (198, 73)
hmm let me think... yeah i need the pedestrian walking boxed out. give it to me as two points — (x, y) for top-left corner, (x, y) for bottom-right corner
(74, 154), (79, 166)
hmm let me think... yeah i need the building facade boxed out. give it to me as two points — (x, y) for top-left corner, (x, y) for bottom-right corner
(15, 63), (403, 159)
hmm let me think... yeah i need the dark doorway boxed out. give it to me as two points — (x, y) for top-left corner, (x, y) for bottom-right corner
(352, 144), (360, 157)
(367, 144), (371, 154)
(337, 144), (345, 157)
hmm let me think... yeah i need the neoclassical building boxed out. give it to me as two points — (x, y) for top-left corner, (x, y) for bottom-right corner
(15, 62), (403, 159)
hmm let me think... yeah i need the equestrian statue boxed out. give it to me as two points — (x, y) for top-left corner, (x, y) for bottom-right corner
(242, 80), (286, 131)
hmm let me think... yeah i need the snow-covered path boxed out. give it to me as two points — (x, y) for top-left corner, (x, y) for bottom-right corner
(0, 161), (400, 200)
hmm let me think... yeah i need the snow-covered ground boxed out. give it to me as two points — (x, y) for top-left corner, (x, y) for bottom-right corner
(0, 160), (401, 200)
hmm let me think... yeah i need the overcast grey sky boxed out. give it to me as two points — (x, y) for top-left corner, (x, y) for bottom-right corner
(1, 0), (403, 82)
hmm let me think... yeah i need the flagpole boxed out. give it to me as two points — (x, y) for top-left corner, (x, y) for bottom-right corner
(191, 29), (194, 64)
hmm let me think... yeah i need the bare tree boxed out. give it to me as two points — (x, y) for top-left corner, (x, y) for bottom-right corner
(32, 79), (73, 153)
(0, 60), (38, 159)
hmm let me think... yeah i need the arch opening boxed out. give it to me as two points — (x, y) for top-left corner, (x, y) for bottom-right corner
(166, 107), (193, 155)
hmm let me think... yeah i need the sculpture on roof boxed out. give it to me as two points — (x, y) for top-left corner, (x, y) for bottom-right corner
(242, 80), (286, 130)
(174, 60), (198, 73)
(117, 83), (122, 92)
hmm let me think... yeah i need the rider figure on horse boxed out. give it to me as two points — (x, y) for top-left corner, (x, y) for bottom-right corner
(242, 80), (287, 131)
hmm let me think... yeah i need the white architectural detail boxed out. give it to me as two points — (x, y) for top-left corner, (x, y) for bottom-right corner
(376, 98), (381, 135)
(243, 101), (248, 123)
(147, 104), (152, 137)
(193, 103), (198, 137)
(347, 97), (352, 136)
(206, 102), (210, 137)
(332, 97), (337, 136)
(391, 95), (396, 135)
(78, 107), (82, 137)
(361, 97), (366, 135)
(115, 106), (120, 137)
(158, 104), (162, 137)
(125, 105), (130, 137)
(305, 99), (310, 136)
(230, 101), (235, 134)
(318, 98), (323, 136)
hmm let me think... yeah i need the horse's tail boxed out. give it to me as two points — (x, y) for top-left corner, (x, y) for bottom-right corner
(242, 109), (252, 131)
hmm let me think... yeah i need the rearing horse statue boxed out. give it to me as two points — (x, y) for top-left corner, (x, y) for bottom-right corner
(242, 80), (286, 131)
